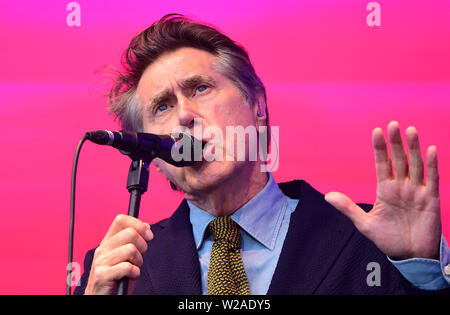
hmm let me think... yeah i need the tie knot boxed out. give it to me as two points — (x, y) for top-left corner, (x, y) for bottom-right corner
(209, 216), (241, 248)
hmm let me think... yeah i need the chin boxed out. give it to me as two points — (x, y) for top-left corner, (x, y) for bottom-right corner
(181, 160), (238, 193)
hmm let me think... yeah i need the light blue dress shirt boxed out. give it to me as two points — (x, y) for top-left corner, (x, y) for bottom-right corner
(188, 173), (450, 294)
(388, 237), (450, 290)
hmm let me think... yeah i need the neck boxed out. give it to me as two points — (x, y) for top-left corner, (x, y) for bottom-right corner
(188, 162), (269, 217)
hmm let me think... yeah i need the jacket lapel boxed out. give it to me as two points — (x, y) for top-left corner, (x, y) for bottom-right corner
(139, 200), (202, 294)
(138, 180), (359, 295)
(267, 180), (357, 294)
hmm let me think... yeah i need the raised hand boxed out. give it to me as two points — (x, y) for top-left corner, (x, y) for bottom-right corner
(325, 121), (441, 260)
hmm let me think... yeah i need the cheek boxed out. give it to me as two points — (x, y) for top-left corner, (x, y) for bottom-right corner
(157, 160), (183, 181)
(144, 116), (178, 134)
(212, 95), (254, 127)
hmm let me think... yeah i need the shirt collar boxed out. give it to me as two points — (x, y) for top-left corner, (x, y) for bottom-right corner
(188, 173), (287, 251)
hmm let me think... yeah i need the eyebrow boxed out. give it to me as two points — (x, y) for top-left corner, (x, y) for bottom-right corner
(147, 74), (217, 109)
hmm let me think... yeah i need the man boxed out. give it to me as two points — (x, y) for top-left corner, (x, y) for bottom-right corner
(74, 14), (450, 295)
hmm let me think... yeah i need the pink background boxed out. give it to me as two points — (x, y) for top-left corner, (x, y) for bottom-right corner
(0, 0), (449, 294)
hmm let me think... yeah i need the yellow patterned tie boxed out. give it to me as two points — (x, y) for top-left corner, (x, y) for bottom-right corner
(207, 216), (250, 295)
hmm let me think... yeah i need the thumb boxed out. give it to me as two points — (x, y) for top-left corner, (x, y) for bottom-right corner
(324, 192), (368, 233)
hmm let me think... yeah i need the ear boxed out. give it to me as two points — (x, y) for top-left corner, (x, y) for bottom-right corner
(252, 96), (267, 128)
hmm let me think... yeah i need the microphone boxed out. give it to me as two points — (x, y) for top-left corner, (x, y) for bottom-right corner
(85, 130), (200, 166)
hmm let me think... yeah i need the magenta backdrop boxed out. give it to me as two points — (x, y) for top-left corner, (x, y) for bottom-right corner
(0, 1), (449, 294)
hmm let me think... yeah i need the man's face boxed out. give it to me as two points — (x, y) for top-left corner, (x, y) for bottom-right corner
(136, 47), (262, 197)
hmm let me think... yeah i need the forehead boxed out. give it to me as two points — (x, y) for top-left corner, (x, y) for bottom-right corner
(137, 47), (219, 99)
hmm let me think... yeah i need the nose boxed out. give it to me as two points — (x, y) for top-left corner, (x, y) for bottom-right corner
(177, 95), (199, 129)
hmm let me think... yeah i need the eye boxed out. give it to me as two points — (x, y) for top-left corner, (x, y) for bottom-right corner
(156, 104), (169, 113)
(195, 85), (209, 94)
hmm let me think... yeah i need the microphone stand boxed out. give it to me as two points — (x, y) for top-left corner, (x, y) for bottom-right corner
(116, 159), (150, 295)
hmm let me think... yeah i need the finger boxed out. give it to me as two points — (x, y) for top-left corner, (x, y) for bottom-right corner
(426, 145), (439, 197)
(405, 126), (424, 185)
(372, 127), (393, 183)
(104, 214), (153, 242)
(325, 192), (369, 234)
(101, 227), (149, 254)
(388, 121), (408, 180)
(101, 262), (141, 282)
(95, 243), (144, 268)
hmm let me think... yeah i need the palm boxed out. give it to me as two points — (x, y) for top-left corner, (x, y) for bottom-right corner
(368, 180), (441, 259)
(325, 122), (441, 260)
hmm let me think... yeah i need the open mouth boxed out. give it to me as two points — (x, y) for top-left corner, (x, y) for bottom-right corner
(169, 132), (220, 167)
(189, 140), (215, 170)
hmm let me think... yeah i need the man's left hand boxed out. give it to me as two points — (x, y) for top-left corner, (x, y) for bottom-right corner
(325, 121), (442, 260)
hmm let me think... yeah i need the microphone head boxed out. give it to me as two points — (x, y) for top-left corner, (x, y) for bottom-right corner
(117, 132), (203, 167)
(86, 129), (203, 167)
(85, 130), (114, 145)
(158, 132), (203, 167)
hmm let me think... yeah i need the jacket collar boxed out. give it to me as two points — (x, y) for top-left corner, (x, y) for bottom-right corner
(188, 173), (287, 251)
(267, 180), (356, 294)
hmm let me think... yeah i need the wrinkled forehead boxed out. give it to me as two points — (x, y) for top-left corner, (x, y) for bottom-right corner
(136, 47), (221, 102)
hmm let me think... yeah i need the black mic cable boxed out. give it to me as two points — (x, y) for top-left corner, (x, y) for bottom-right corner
(67, 130), (201, 294)
(67, 133), (88, 295)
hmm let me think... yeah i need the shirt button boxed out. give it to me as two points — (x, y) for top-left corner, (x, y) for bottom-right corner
(444, 264), (450, 276)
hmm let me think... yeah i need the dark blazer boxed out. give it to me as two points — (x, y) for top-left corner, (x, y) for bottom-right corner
(74, 180), (450, 294)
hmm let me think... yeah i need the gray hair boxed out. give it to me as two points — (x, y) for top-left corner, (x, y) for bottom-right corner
(108, 13), (268, 133)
